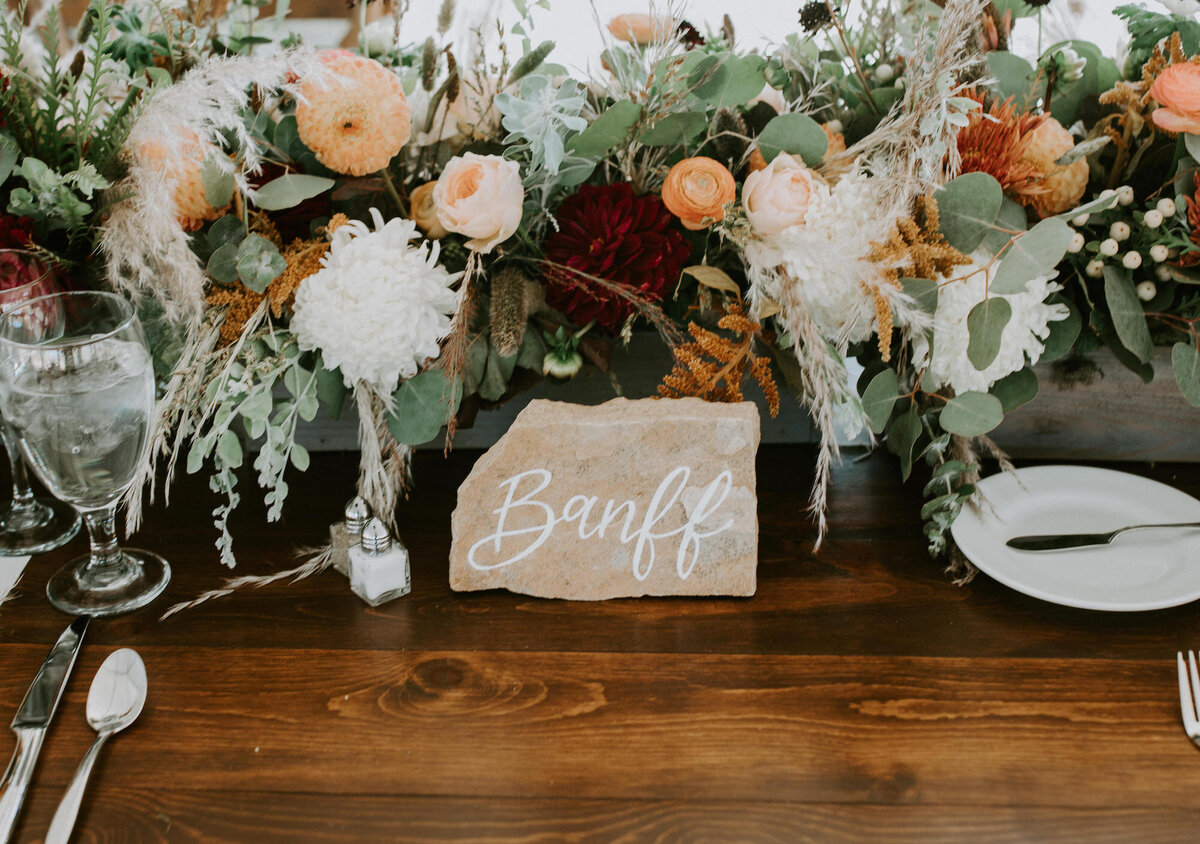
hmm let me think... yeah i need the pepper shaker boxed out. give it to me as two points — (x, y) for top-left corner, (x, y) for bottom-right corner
(330, 496), (372, 576)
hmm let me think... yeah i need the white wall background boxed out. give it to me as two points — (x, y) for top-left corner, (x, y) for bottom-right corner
(382, 0), (1137, 69)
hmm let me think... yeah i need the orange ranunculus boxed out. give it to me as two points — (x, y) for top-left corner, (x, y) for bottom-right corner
(1150, 62), (1200, 135)
(661, 156), (736, 230)
(607, 14), (673, 46)
(409, 181), (446, 239)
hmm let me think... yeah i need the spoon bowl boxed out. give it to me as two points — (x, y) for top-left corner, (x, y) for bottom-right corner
(86, 648), (147, 734)
(46, 649), (147, 844)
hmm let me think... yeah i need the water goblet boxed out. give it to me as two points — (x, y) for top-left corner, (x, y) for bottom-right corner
(0, 291), (169, 616)
(0, 250), (80, 555)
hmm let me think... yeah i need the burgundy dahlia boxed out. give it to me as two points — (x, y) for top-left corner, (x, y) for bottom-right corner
(543, 183), (692, 332)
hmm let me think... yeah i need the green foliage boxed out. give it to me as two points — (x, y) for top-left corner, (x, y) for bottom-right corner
(940, 392), (1004, 437)
(567, 101), (643, 159)
(1117, 4), (1200, 71)
(186, 329), (317, 565)
(935, 173), (1003, 254)
(495, 75), (589, 176)
(1173, 342), (1200, 407)
(990, 367), (1039, 412)
(1102, 266), (1153, 364)
(991, 218), (1074, 295)
(966, 298), (1012, 371)
(861, 368), (899, 435)
(756, 113), (827, 167)
(638, 111), (708, 147)
(251, 174), (335, 211)
(388, 368), (464, 446)
(986, 52), (1035, 106)
(236, 234), (286, 293)
(7, 158), (108, 238)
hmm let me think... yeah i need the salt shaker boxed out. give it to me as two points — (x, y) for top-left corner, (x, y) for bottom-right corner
(330, 496), (372, 576)
(348, 517), (411, 606)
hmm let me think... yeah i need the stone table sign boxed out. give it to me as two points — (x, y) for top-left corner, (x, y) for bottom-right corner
(449, 397), (759, 599)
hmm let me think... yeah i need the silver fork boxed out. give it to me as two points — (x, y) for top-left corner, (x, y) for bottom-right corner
(1177, 651), (1200, 747)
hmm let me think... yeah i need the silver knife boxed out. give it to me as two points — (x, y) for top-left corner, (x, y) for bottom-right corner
(1007, 521), (1200, 551)
(0, 616), (89, 843)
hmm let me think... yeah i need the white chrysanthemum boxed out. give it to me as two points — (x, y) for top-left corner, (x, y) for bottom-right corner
(912, 250), (1069, 394)
(291, 208), (462, 392)
(745, 169), (897, 345)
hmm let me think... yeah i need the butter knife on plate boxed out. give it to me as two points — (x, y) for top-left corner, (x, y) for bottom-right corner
(0, 616), (89, 843)
(1007, 521), (1200, 551)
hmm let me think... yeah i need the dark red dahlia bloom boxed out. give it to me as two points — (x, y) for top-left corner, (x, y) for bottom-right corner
(543, 183), (692, 332)
(0, 215), (34, 250)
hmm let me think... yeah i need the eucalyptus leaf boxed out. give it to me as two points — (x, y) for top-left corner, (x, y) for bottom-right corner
(991, 217), (1073, 295)
(201, 158), (235, 210)
(637, 111), (707, 146)
(252, 174), (335, 211)
(206, 243), (240, 284)
(981, 196), (1028, 254)
(236, 234), (286, 293)
(1053, 191), (1119, 221)
(289, 443), (310, 472)
(986, 51), (1035, 105)
(388, 369), (463, 445)
(900, 277), (938, 315)
(1055, 135), (1110, 167)
(693, 54), (767, 110)
(886, 405), (922, 481)
(990, 367), (1038, 412)
(1039, 295), (1081, 362)
(966, 297), (1012, 371)
(480, 347), (518, 402)
(207, 215), (246, 251)
(1103, 265), (1153, 364)
(757, 113), (827, 167)
(861, 368), (899, 435)
(516, 328), (547, 371)
(315, 362), (348, 418)
(935, 172), (1003, 253)
(940, 391), (1004, 437)
(1173, 342), (1200, 407)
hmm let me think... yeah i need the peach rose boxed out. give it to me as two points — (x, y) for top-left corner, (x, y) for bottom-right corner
(409, 181), (447, 239)
(1150, 62), (1200, 135)
(743, 153), (825, 237)
(433, 153), (524, 253)
(607, 14), (673, 46)
(661, 156), (737, 231)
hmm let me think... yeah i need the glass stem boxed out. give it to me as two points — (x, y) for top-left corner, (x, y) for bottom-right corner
(82, 505), (124, 572)
(0, 422), (35, 511)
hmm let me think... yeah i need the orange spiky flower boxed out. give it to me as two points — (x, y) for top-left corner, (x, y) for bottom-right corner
(955, 89), (1047, 197)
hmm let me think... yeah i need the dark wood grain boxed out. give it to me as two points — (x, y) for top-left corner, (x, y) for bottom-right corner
(2, 446), (1200, 842)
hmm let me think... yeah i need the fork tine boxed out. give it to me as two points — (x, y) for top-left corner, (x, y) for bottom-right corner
(1178, 652), (1199, 734)
(1190, 652), (1200, 720)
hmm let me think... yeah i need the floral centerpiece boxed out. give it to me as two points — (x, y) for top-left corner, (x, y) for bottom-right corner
(3, 0), (1200, 594)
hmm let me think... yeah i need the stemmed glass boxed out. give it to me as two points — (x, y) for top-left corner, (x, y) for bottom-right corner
(0, 250), (80, 554)
(0, 291), (170, 616)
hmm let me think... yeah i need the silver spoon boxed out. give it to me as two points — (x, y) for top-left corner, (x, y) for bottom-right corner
(45, 649), (147, 844)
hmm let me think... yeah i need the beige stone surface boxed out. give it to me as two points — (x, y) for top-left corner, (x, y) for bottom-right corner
(449, 397), (759, 599)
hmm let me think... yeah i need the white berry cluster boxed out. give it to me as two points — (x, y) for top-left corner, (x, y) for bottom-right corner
(1069, 186), (1182, 302)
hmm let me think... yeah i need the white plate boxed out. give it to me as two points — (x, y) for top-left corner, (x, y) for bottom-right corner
(951, 465), (1200, 611)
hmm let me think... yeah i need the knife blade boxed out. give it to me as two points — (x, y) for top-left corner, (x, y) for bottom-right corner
(0, 616), (89, 843)
(1006, 533), (1117, 551)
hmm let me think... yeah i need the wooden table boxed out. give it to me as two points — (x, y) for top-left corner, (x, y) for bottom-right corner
(2, 446), (1199, 842)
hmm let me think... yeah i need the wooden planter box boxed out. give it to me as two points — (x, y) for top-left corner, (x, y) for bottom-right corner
(293, 340), (1197, 461)
(990, 346), (1200, 462)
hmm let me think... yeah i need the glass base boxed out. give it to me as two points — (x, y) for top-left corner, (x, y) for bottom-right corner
(0, 496), (80, 556)
(46, 548), (170, 617)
